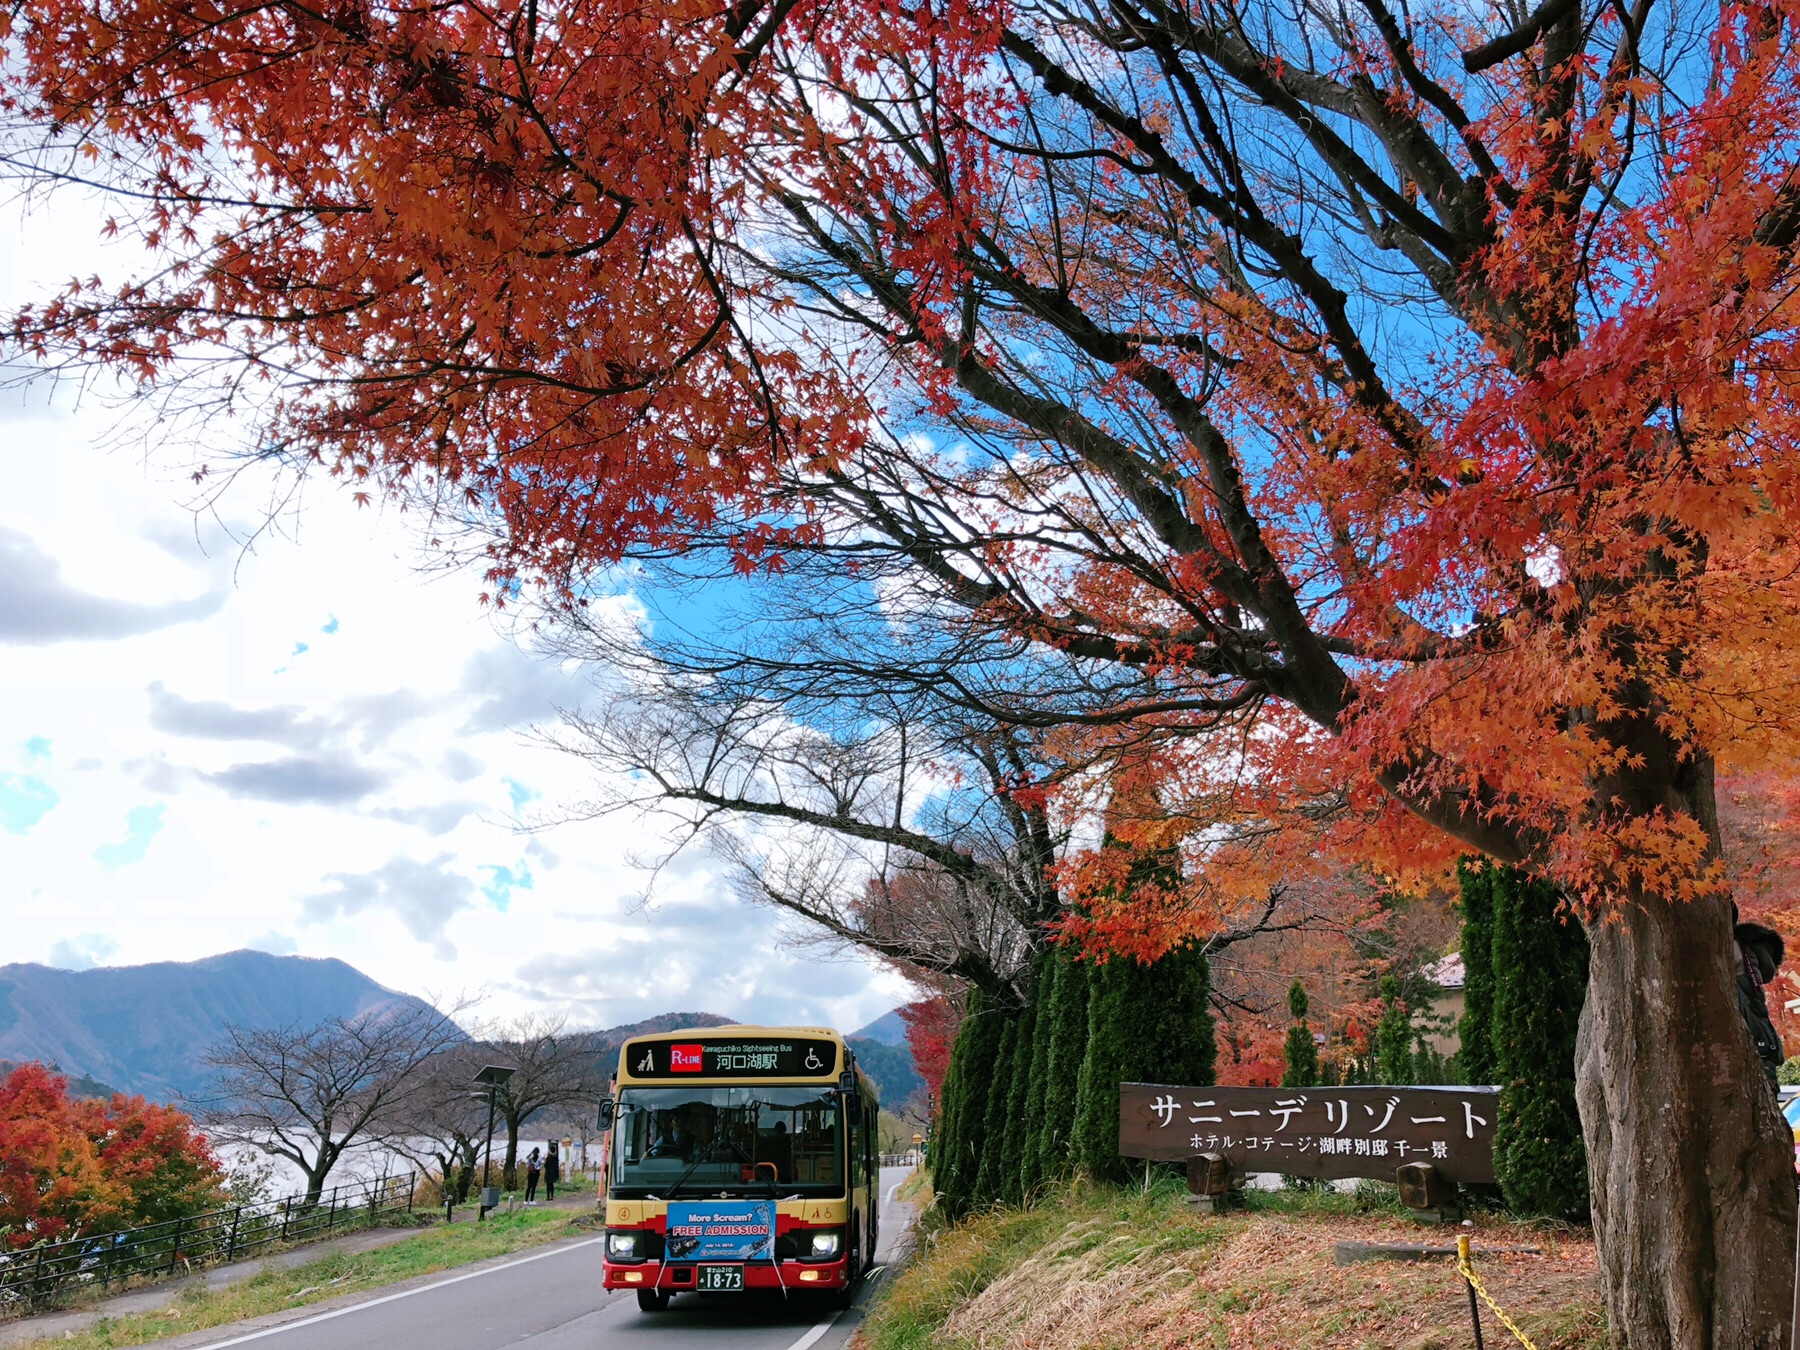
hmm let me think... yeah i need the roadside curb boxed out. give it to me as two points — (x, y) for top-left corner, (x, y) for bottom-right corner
(157, 1236), (607, 1350)
(0, 1221), (599, 1350)
(0, 1228), (422, 1349)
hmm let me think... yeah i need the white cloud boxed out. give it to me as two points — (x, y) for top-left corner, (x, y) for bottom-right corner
(48, 932), (120, 971)
(0, 193), (914, 1038)
(301, 854), (478, 960)
(0, 525), (227, 643)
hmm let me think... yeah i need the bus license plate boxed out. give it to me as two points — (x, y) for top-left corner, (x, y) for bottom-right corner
(697, 1264), (744, 1292)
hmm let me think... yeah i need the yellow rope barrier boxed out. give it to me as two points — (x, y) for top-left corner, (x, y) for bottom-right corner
(1456, 1233), (1541, 1350)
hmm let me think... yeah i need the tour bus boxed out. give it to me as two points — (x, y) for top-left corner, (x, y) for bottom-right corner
(598, 1024), (880, 1311)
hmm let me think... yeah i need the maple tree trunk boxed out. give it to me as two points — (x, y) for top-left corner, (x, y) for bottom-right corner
(1578, 873), (1796, 1346)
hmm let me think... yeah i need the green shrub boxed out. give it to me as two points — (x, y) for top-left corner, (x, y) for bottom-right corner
(1071, 941), (1215, 1183)
(1035, 948), (1090, 1185)
(1457, 858), (1497, 1086)
(972, 1015), (1019, 1204)
(1489, 865), (1589, 1220)
(998, 954), (1046, 1206)
(1281, 980), (1318, 1088)
(1016, 951), (1058, 1198)
(1374, 975), (1413, 1086)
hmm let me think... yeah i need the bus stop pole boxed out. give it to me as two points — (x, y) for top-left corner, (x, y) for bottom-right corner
(481, 1085), (498, 1220)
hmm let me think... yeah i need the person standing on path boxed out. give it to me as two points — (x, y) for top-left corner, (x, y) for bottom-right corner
(524, 1147), (542, 1204)
(543, 1141), (559, 1201)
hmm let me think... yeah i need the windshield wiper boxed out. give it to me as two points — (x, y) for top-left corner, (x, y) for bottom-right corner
(662, 1105), (760, 1198)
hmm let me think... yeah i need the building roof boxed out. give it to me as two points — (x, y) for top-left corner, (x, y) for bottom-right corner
(1421, 952), (1465, 990)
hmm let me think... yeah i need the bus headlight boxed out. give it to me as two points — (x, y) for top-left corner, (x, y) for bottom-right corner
(808, 1230), (842, 1258)
(608, 1231), (641, 1258)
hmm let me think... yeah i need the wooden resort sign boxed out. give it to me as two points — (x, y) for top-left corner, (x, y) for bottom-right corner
(1117, 1083), (1501, 1185)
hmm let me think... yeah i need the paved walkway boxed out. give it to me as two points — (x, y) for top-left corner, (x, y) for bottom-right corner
(0, 1193), (599, 1348)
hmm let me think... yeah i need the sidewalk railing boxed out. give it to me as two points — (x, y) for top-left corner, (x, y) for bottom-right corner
(879, 1151), (923, 1168)
(0, 1173), (416, 1313)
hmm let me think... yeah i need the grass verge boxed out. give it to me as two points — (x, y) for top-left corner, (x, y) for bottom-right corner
(858, 1178), (1605, 1350)
(16, 1208), (585, 1350)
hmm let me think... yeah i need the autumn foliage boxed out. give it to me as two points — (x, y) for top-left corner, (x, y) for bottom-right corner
(897, 997), (958, 1115)
(6, 0), (1800, 918)
(12, 0), (1800, 1330)
(0, 1063), (225, 1249)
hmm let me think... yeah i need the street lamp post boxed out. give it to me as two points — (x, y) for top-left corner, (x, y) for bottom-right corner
(472, 1065), (517, 1221)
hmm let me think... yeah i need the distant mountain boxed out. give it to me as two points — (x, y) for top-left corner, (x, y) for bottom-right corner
(557, 1013), (737, 1081)
(0, 950), (444, 1101)
(0, 949), (920, 1113)
(848, 1037), (924, 1113)
(600, 1012), (738, 1041)
(850, 1008), (909, 1046)
(0, 1059), (120, 1101)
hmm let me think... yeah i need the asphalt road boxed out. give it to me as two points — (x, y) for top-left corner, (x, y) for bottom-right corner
(183, 1168), (918, 1350)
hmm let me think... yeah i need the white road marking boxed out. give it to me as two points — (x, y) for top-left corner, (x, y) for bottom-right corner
(782, 1309), (845, 1350)
(883, 1177), (908, 1203)
(193, 1237), (605, 1347)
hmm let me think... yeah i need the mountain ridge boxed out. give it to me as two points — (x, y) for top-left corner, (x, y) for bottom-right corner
(849, 1008), (908, 1046)
(0, 950), (440, 1101)
(0, 953), (924, 1109)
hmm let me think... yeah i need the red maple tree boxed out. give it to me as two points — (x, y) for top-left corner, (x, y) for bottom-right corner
(898, 997), (960, 1120)
(0, 1063), (225, 1247)
(9, 0), (1800, 1335)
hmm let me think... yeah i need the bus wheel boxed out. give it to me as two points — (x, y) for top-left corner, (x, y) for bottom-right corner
(636, 1289), (670, 1312)
(832, 1223), (862, 1309)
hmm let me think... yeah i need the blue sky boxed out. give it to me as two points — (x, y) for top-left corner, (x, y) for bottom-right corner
(0, 197), (912, 1035)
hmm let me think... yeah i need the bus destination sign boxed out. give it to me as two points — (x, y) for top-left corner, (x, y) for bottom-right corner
(626, 1038), (841, 1080)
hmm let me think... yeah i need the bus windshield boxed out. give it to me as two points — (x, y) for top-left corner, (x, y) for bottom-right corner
(611, 1086), (843, 1198)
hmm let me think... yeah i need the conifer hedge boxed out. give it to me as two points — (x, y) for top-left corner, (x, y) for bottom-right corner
(1071, 941), (1216, 1183)
(933, 987), (1011, 1218)
(1487, 865), (1590, 1220)
(1281, 980), (1319, 1088)
(973, 1015), (1019, 1202)
(1456, 858), (1498, 1086)
(998, 954), (1047, 1205)
(1374, 974), (1414, 1085)
(1016, 950), (1058, 1199)
(1035, 947), (1090, 1184)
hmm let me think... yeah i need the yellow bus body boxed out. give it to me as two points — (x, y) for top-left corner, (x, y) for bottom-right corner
(601, 1024), (880, 1308)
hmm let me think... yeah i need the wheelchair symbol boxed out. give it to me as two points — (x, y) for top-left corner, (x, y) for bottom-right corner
(804, 1048), (823, 1071)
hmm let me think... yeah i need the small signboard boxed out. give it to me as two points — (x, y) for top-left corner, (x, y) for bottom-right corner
(1118, 1082), (1500, 1184)
(624, 1038), (840, 1080)
(664, 1201), (777, 1262)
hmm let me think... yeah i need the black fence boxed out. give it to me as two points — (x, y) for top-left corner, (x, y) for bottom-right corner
(0, 1172), (416, 1313)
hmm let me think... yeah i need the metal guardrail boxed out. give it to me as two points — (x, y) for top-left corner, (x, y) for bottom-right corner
(879, 1151), (923, 1168)
(0, 1173), (415, 1312)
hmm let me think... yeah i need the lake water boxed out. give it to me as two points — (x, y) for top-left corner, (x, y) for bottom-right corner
(217, 1132), (601, 1199)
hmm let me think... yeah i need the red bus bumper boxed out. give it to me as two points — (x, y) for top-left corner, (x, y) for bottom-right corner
(603, 1258), (851, 1292)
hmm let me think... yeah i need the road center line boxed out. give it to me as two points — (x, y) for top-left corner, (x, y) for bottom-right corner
(782, 1309), (845, 1350)
(194, 1236), (606, 1348)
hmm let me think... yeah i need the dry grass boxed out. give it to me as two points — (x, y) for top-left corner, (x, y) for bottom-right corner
(859, 1181), (1605, 1350)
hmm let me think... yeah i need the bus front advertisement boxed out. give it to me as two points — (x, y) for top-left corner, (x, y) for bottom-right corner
(599, 1025), (880, 1313)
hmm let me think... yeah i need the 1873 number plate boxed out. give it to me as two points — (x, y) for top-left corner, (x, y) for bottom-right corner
(697, 1264), (744, 1292)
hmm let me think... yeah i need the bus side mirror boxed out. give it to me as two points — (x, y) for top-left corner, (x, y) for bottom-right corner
(844, 1094), (863, 1127)
(597, 1099), (615, 1128)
